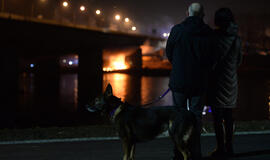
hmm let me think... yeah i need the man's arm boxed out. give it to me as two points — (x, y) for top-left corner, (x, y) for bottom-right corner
(166, 26), (179, 62)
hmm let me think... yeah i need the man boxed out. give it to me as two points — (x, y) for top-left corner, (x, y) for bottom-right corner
(166, 3), (214, 160)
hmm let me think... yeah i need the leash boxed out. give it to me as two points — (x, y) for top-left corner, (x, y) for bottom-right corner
(110, 88), (171, 115)
(141, 88), (171, 107)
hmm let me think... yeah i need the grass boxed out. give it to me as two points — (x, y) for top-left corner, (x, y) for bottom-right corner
(0, 120), (269, 142)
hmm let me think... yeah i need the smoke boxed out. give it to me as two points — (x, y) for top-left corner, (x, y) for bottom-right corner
(137, 15), (176, 37)
(140, 40), (166, 55)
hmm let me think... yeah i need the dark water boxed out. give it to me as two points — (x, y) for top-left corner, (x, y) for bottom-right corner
(102, 73), (270, 121)
(18, 72), (270, 126)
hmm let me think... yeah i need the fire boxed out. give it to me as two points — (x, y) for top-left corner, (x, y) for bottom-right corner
(103, 54), (128, 72)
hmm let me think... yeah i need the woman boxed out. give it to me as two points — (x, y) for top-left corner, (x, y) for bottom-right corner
(208, 8), (242, 157)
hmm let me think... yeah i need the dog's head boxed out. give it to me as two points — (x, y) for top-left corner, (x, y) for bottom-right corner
(86, 83), (122, 116)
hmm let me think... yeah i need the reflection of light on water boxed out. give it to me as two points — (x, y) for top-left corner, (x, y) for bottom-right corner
(103, 73), (128, 101)
(141, 76), (173, 106)
(74, 79), (78, 110)
(268, 96), (270, 119)
(268, 80), (270, 119)
(59, 74), (78, 112)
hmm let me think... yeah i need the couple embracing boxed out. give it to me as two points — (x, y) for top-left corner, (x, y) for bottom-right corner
(166, 2), (242, 160)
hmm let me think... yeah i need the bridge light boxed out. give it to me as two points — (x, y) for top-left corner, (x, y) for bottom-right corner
(125, 18), (130, 23)
(80, 6), (86, 12)
(115, 14), (121, 21)
(62, 1), (69, 7)
(131, 26), (136, 31)
(96, 9), (101, 15)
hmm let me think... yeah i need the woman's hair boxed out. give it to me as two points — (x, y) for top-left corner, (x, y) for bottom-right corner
(215, 8), (235, 29)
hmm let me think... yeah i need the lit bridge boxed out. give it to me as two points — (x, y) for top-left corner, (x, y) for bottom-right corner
(0, 13), (163, 127)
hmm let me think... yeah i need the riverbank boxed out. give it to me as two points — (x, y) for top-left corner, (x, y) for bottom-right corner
(0, 120), (269, 142)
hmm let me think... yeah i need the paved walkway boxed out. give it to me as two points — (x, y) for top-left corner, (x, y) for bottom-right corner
(0, 134), (269, 160)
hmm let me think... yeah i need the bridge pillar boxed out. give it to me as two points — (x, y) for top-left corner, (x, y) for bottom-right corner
(34, 56), (60, 125)
(0, 49), (19, 128)
(78, 48), (103, 113)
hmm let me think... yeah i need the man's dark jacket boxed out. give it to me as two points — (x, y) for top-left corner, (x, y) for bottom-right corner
(166, 16), (214, 95)
(207, 23), (242, 108)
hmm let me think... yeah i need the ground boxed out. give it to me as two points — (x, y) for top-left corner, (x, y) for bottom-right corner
(0, 134), (269, 160)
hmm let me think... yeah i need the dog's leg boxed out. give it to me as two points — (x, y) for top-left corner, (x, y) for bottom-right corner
(180, 151), (188, 160)
(122, 139), (129, 160)
(176, 145), (188, 160)
(129, 143), (136, 160)
(122, 138), (133, 160)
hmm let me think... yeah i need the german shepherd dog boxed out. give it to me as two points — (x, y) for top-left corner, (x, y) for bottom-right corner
(87, 84), (197, 160)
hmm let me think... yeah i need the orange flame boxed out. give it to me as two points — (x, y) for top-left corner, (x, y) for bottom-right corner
(103, 54), (128, 71)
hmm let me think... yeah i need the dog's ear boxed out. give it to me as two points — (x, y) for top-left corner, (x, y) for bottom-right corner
(104, 83), (113, 97)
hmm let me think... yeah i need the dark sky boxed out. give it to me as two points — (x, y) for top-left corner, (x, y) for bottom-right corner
(5, 0), (270, 35)
(107, 0), (270, 34)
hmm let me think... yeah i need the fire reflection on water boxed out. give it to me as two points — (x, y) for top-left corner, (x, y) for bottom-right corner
(268, 81), (270, 120)
(18, 73), (270, 122)
(103, 73), (129, 102)
(59, 74), (78, 112)
(141, 76), (173, 107)
(268, 95), (270, 119)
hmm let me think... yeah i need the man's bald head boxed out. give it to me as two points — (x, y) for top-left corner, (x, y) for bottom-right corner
(188, 3), (205, 18)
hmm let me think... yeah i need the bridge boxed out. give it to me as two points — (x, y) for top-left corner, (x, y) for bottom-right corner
(0, 13), (163, 127)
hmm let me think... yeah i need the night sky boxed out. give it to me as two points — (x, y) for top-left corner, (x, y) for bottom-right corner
(3, 0), (270, 35)
(109, 0), (270, 34)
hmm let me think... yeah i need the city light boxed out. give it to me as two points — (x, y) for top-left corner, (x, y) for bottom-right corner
(115, 14), (121, 21)
(96, 9), (101, 15)
(62, 1), (68, 7)
(30, 64), (35, 68)
(63, 59), (67, 63)
(125, 18), (130, 23)
(163, 33), (168, 37)
(163, 33), (170, 38)
(40, 0), (47, 3)
(80, 5), (86, 12)
(132, 26), (136, 31)
(68, 61), (73, 66)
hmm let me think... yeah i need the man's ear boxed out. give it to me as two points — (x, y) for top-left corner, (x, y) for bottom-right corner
(104, 83), (113, 97)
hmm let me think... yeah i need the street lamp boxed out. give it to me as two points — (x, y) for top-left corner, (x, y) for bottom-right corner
(132, 26), (136, 31)
(96, 9), (101, 15)
(80, 5), (86, 12)
(115, 14), (121, 21)
(62, 1), (69, 8)
(124, 18), (130, 23)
